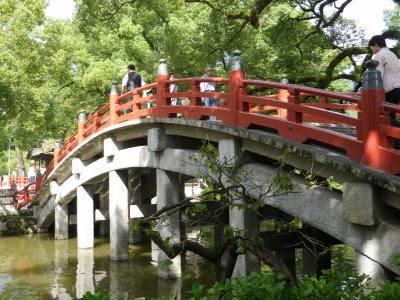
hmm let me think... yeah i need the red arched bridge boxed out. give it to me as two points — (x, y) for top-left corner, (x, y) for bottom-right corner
(16, 51), (400, 284)
(13, 52), (400, 208)
(49, 55), (400, 176)
(46, 53), (399, 176)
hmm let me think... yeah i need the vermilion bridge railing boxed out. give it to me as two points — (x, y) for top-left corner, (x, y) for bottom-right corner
(33, 54), (400, 199)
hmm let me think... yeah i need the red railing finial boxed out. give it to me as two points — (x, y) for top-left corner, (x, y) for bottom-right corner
(78, 110), (87, 144)
(156, 59), (169, 114)
(109, 81), (119, 125)
(53, 140), (61, 167)
(228, 50), (246, 126)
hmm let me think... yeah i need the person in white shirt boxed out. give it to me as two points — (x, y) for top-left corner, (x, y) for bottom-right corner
(169, 74), (180, 105)
(121, 64), (148, 112)
(121, 64), (146, 94)
(28, 165), (35, 184)
(369, 35), (400, 148)
(200, 65), (217, 121)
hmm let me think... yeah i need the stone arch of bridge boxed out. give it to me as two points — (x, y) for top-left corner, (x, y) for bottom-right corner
(33, 119), (400, 282)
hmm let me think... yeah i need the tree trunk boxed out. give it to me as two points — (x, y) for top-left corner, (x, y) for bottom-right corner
(15, 145), (26, 176)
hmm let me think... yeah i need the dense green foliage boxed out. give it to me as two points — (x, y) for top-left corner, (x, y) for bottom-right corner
(76, 291), (125, 300)
(188, 271), (400, 300)
(0, 211), (36, 235)
(76, 271), (400, 300)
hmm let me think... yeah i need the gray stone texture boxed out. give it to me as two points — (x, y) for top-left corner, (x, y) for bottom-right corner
(343, 182), (376, 226)
(219, 139), (260, 277)
(148, 128), (168, 152)
(77, 185), (94, 249)
(156, 169), (182, 279)
(109, 170), (129, 261)
(356, 251), (391, 287)
(55, 203), (68, 240)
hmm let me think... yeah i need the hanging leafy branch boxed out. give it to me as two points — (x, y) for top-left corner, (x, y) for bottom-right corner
(134, 142), (329, 286)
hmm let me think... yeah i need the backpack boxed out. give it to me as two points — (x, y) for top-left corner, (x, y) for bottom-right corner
(127, 71), (142, 90)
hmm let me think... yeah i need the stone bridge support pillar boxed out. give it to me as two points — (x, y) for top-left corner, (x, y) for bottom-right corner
(343, 181), (393, 285)
(149, 127), (183, 279)
(109, 170), (129, 261)
(53, 181), (68, 240)
(128, 170), (144, 244)
(156, 169), (183, 279)
(77, 185), (94, 248)
(356, 251), (392, 287)
(99, 192), (109, 236)
(104, 137), (129, 261)
(73, 158), (94, 248)
(220, 138), (260, 277)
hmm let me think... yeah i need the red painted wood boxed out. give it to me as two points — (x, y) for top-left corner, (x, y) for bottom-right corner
(278, 88), (289, 119)
(36, 74), (400, 194)
(360, 87), (387, 168)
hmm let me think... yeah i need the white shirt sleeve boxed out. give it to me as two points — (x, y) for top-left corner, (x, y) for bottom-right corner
(200, 82), (205, 92)
(140, 77), (147, 97)
(373, 52), (386, 83)
(200, 74), (206, 92)
(122, 74), (129, 88)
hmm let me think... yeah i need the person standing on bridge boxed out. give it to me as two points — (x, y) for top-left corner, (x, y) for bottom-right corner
(121, 64), (148, 112)
(122, 64), (146, 94)
(200, 65), (217, 121)
(28, 165), (35, 184)
(169, 74), (180, 105)
(369, 35), (400, 148)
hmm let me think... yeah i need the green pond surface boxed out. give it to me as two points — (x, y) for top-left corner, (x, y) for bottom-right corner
(0, 234), (213, 300)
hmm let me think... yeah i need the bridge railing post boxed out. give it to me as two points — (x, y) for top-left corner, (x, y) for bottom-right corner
(360, 59), (387, 168)
(109, 81), (119, 125)
(78, 110), (87, 144)
(156, 59), (169, 116)
(287, 88), (302, 124)
(278, 77), (289, 119)
(54, 140), (61, 167)
(228, 50), (246, 126)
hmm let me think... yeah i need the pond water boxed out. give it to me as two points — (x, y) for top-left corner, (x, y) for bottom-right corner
(0, 234), (213, 300)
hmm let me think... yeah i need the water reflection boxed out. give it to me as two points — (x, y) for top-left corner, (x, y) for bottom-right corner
(110, 262), (127, 300)
(52, 240), (72, 300)
(0, 274), (12, 294)
(0, 235), (214, 299)
(76, 248), (95, 298)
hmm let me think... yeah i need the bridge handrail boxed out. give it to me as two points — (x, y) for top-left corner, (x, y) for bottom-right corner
(13, 179), (39, 210)
(116, 82), (158, 103)
(242, 80), (361, 104)
(35, 54), (400, 195)
(383, 102), (400, 114)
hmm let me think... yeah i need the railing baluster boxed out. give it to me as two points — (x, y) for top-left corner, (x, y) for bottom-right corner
(191, 80), (202, 107)
(287, 88), (302, 123)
